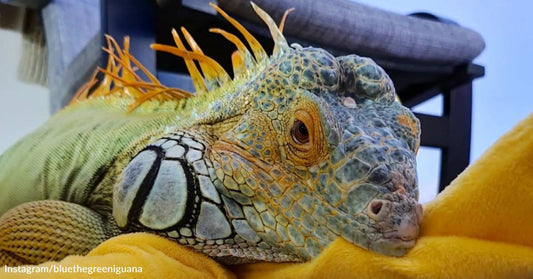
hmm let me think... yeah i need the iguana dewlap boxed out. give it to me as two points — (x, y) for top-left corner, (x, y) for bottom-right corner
(0, 3), (422, 266)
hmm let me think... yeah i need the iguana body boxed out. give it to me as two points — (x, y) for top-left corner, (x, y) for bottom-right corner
(0, 3), (422, 266)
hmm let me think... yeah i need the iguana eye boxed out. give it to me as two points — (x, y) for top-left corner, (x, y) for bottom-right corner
(285, 105), (327, 166)
(291, 120), (309, 144)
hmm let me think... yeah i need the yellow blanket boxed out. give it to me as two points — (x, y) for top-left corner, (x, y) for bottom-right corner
(2, 113), (533, 278)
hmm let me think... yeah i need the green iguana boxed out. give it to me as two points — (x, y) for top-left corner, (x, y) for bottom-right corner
(0, 3), (422, 266)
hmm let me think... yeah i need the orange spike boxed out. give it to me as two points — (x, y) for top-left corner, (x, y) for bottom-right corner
(251, 2), (289, 56)
(231, 51), (246, 77)
(210, 28), (255, 69)
(279, 7), (295, 33)
(97, 40), (121, 95)
(180, 27), (204, 54)
(120, 81), (168, 89)
(209, 3), (267, 63)
(104, 36), (144, 98)
(92, 64), (124, 98)
(94, 68), (165, 91)
(105, 35), (125, 60)
(97, 67), (146, 98)
(121, 37), (135, 81)
(79, 79), (98, 100)
(121, 37), (146, 98)
(151, 44), (211, 63)
(71, 35), (197, 110)
(151, 43), (230, 85)
(106, 36), (134, 80)
(171, 28), (208, 94)
(180, 27), (225, 89)
(105, 82), (170, 100)
(69, 71), (98, 104)
(102, 47), (144, 82)
(124, 52), (161, 85)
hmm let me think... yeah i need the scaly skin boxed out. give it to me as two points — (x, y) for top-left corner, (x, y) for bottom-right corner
(0, 3), (422, 265)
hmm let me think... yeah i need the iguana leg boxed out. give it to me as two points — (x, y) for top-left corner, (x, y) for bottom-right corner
(0, 200), (120, 266)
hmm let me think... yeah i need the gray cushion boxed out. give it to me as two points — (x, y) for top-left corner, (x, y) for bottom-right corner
(41, 0), (100, 112)
(217, 0), (485, 65)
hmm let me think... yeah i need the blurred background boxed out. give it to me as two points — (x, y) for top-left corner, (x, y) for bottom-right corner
(0, 0), (531, 203)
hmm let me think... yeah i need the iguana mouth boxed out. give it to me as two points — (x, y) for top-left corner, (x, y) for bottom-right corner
(370, 238), (417, 257)
(386, 236), (417, 243)
(363, 197), (422, 256)
(382, 225), (420, 242)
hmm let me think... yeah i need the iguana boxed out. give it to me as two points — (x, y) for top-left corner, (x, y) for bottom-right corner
(0, 3), (422, 266)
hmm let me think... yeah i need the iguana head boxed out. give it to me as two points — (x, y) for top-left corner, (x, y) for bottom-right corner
(110, 3), (422, 263)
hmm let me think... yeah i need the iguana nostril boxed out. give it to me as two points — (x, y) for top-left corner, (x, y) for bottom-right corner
(367, 199), (391, 220)
(370, 200), (383, 215)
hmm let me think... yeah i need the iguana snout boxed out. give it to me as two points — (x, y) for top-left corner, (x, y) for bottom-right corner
(366, 197), (423, 256)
